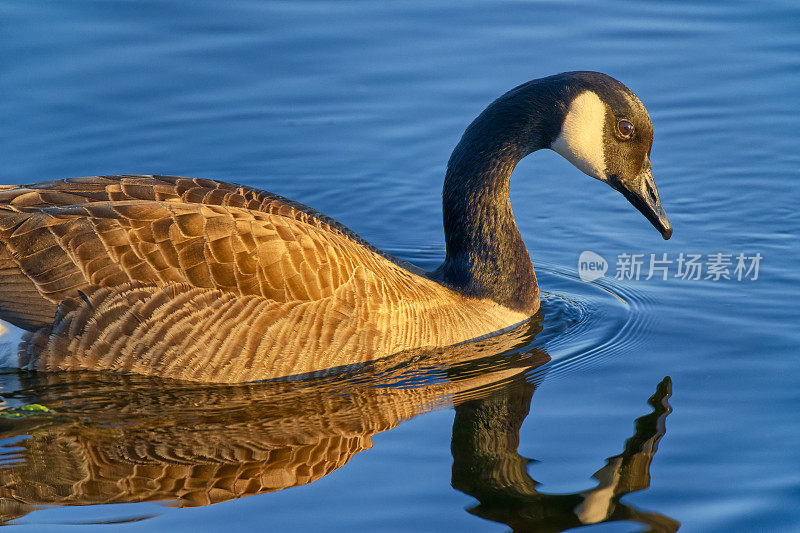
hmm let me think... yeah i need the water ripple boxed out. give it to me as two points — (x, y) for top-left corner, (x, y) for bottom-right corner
(526, 264), (658, 383)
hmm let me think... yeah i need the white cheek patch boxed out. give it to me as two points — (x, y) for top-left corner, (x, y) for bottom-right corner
(550, 91), (607, 181)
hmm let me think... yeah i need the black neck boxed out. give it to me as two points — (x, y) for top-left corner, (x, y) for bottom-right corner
(431, 79), (568, 314)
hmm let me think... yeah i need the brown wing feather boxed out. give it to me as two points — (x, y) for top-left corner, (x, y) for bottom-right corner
(0, 176), (527, 380)
(0, 200), (362, 305)
(0, 174), (420, 272)
(0, 246), (59, 329)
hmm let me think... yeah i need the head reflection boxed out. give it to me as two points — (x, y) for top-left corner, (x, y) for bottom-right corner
(0, 320), (676, 530)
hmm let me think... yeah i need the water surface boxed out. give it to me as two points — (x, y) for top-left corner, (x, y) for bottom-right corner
(0, 1), (798, 531)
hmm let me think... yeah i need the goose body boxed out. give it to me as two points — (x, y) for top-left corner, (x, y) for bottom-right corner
(0, 72), (671, 382)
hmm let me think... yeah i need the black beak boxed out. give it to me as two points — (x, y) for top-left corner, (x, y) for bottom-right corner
(608, 159), (672, 240)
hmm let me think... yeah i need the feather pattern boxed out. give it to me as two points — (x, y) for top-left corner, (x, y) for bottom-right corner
(0, 175), (528, 381)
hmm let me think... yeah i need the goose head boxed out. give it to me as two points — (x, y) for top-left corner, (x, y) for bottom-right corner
(548, 72), (672, 239)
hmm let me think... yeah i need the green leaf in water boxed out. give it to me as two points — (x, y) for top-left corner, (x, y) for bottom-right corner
(17, 404), (54, 413)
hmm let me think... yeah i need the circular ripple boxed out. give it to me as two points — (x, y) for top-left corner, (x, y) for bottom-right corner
(526, 262), (659, 382)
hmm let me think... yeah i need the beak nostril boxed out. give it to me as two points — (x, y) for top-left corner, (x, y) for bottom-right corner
(645, 182), (656, 202)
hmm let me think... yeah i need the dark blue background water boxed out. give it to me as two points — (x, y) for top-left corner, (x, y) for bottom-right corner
(1, 1), (799, 531)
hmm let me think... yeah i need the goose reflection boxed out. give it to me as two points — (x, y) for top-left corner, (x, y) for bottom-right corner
(0, 320), (676, 530)
(452, 375), (678, 532)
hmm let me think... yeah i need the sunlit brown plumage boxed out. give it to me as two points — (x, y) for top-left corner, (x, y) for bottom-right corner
(0, 175), (527, 381)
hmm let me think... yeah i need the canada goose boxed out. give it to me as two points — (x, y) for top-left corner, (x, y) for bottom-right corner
(0, 71), (670, 382)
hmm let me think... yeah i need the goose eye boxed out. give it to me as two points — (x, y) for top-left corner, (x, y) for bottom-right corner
(615, 119), (634, 140)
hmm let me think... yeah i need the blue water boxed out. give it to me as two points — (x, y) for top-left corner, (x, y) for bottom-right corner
(1, 1), (799, 531)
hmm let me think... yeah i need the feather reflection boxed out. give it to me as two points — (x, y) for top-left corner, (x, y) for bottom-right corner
(0, 320), (676, 530)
